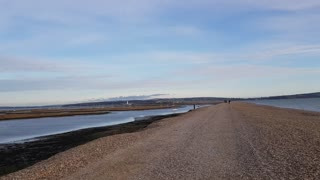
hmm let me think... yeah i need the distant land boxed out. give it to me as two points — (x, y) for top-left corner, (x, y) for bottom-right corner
(0, 92), (319, 110)
(62, 92), (320, 108)
(253, 92), (320, 100)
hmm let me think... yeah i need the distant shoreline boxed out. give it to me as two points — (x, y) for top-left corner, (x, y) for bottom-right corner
(245, 98), (320, 113)
(0, 105), (179, 121)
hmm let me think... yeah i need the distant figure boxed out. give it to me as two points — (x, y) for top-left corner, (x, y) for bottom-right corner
(228, 100), (231, 104)
(193, 104), (196, 110)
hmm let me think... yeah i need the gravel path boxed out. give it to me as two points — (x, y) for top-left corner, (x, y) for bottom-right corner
(2, 103), (320, 179)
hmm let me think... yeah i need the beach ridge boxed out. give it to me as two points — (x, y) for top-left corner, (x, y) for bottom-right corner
(2, 102), (320, 179)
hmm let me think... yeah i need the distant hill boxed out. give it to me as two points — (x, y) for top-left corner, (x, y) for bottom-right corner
(62, 92), (320, 108)
(62, 97), (227, 108)
(2, 92), (319, 109)
(250, 92), (320, 100)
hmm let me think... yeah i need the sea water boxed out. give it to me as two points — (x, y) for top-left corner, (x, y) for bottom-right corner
(247, 98), (320, 112)
(0, 106), (196, 144)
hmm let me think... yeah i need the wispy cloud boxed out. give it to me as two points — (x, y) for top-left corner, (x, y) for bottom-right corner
(246, 45), (320, 60)
(0, 0), (166, 25)
(1, 0), (320, 105)
(236, 0), (320, 11)
(106, 43), (320, 65)
(184, 65), (320, 80)
(0, 56), (108, 73)
(2, 0), (319, 26)
(0, 74), (113, 92)
(0, 56), (69, 72)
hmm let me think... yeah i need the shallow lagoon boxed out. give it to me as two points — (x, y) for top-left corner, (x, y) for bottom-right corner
(0, 106), (194, 144)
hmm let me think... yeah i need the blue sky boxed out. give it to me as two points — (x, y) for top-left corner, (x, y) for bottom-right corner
(1, 0), (320, 106)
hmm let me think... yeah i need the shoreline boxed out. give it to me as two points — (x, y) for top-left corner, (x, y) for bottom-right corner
(243, 98), (320, 113)
(0, 105), (179, 121)
(244, 101), (320, 114)
(0, 112), (186, 176)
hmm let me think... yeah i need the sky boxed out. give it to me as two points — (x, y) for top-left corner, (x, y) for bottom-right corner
(1, 0), (320, 106)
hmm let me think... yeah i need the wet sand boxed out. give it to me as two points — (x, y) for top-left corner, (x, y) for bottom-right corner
(2, 102), (320, 179)
(0, 105), (176, 121)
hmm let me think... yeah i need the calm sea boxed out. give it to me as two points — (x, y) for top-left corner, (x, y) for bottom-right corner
(247, 98), (320, 112)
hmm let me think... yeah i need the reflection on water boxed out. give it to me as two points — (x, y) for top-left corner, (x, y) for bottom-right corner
(247, 98), (320, 112)
(0, 106), (195, 144)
